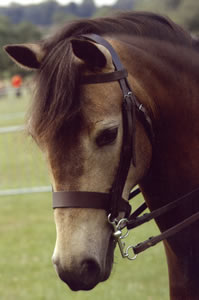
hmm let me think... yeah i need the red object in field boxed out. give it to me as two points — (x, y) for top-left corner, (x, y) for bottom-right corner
(11, 75), (22, 88)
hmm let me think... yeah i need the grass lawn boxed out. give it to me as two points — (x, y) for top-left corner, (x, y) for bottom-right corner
(0, 92), (169, 300)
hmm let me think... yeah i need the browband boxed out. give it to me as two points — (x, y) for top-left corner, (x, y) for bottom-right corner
(81, 69), (128, 84)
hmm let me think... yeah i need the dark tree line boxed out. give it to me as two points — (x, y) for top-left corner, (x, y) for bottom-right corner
(0, 0), (135, 26)
(0, 0), (198, 33)
(134, 0), (199, 33)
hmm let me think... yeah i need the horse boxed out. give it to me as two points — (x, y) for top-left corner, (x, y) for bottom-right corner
(4, 11), (199, 300)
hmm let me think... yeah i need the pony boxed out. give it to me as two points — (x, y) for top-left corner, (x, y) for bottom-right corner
(4, 11), (199, 300)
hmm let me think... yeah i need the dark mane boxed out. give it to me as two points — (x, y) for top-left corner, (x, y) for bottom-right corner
(29, 11), (194, 141)
(44, 11), (193, 50)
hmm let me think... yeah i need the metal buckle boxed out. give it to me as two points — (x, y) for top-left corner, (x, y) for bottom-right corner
(108, 214), (137, 261)
(124, 91), (133, 99)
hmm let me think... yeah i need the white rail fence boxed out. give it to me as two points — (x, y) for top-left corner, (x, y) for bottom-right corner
(0, 124), (51, 196)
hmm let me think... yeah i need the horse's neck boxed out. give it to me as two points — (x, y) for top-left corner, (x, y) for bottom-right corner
(127, 41), (199, 203)
(137, 48), (199, 210)
(140, 105), (199, 297)
(165, 240), (199, 300)
(127, 41), (199, 298)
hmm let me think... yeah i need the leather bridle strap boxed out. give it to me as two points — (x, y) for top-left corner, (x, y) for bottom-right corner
(81, 69), (128, 84)
(127, 188), (199, 229)
(52, 191), (131, 217)
(80, 33), (137, 219)
(134, 211), (199, 254)
(127, 186), (199, 254)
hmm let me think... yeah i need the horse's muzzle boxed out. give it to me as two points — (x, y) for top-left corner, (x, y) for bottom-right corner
(53, 257), (102, 291)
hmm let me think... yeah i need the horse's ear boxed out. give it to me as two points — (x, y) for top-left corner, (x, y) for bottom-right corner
(4, 43), (45, 70)
(71, 38), (114, 70)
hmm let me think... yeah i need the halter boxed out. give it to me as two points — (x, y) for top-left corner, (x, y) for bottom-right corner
(52, 34), (199, 260)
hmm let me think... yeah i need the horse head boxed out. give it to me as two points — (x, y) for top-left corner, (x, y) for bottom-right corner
(4, 36), (152, 290)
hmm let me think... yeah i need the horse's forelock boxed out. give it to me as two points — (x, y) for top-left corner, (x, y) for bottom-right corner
(28, 38), (82, 143)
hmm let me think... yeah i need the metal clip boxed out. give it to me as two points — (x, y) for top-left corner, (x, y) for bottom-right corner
(108, 214), (137, 261)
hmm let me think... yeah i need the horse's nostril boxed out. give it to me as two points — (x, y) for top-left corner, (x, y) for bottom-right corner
(81, 259), (101, 285)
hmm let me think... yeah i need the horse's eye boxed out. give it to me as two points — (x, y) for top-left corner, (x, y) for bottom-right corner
(96, 127), (118, 147)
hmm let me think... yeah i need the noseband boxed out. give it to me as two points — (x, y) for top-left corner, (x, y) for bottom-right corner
(52, 34), (199, 260)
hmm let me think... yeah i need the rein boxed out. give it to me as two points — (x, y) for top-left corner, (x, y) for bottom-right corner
(52, 34), (199, 260)
(115, 187), (199, 258)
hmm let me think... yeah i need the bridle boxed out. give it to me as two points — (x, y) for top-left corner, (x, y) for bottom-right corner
(53, 33), (153, 219)
(52, 34), (199, 260)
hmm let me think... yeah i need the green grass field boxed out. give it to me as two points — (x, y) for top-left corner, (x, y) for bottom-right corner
(0, 92), (169, 300)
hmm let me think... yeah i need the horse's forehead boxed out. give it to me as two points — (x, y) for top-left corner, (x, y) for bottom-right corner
(81, 82), (122, 122)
